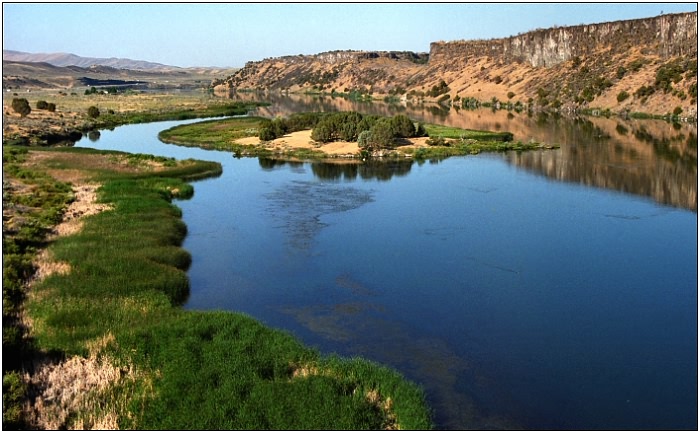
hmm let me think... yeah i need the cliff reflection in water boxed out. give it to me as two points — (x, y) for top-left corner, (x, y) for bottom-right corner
(236, 92), (697, 211)
(503, 116), (697, 211)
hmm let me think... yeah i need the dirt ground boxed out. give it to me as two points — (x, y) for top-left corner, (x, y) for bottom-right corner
(235, 129), (431, 157)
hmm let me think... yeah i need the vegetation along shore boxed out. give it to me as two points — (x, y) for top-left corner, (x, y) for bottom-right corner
(158, 110), (558, 161)
(3, 94), (436, 429)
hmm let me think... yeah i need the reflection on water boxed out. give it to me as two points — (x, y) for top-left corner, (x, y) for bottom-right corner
(232, 92), (698, 210)
(260, 157), (415, 182)
(277, 273), (522, 430)
(75, 117), (697, 430)
(264, 180), (373, 251)
(504, 116), (698, 211)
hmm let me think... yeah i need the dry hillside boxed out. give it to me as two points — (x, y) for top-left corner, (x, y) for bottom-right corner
(217, 12), (698, 118)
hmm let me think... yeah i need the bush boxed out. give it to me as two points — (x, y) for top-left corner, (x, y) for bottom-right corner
(426, 136), (447, 146)
(47, 103), (56, 112)
(87, 106), (100, 118)
(507, 91), (516, 100)
(673, 106), (683, 116)
(36, 100), (48, 110)
(390, 115), (417, 138)
(427, 80), (450, 97)
(11, 98), (31, 117)
(357, 130), (372, 149)
(367, 119), (395, 149)
(3, 372), (27, 429)
(617, 91), (630, 103)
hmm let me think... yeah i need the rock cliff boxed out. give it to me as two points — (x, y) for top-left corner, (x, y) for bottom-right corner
(429, 12), (697, 67)
(217, 12), (697, 117)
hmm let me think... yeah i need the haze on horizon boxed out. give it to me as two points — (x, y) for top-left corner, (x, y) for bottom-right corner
(3, 3), (697, 68)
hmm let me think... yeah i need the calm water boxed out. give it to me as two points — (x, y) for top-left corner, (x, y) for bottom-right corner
(77, 100), (697, 430)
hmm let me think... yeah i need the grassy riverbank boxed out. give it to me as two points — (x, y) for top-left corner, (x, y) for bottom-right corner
(2, 145), (431, 430)
(2, 91), (267, 146)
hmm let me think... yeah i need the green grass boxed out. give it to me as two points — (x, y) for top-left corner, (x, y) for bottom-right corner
(18, 147), (431, 430)
(89, 102), (268, 130)
(423, 124), (514, 142)
(407, 139), (559, 160)
(158, 116), (265, 150)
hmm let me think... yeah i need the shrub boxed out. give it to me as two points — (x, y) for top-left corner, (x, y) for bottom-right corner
(367, 119), (395, 148)
(617, 91), (630, 103)
(36, 100), (48, 110)
(673, 106), (683, 116)
(47, 103), (56, 112)
(616, 66), (627, 79)
(357, 130), (372, 149)
(87, 106), (100, 118)
(11, 98), (31, 117)
(390, 115), (417, 138)
(427, 80), (450, 97)
(426, 136), (447, 147)
(507, 91), (516, 100)
(259, 126), (276, 141)
(635, 85), (655, 98)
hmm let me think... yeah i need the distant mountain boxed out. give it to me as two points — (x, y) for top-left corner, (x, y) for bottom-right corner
(2, 58), (239, 91)
(3, 50), (180, 71)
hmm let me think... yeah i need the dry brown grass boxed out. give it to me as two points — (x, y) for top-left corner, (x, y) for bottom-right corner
(23, 333), (136, 430)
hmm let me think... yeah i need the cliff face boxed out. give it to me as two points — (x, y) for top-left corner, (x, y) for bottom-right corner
(218, 12), (698, 117)
(430, 12), (697, 67)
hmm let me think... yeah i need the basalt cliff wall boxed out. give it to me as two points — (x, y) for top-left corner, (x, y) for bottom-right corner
(217, 12), (698, 117)
(429, 12), (697, 67)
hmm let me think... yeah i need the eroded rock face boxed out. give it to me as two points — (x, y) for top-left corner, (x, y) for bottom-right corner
(429, 12), (697, 67)
(221, 12), (697, 116)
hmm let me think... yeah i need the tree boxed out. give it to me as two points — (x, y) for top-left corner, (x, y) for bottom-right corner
(11, 98), (31, 117)
(389, 115), (416, 138)
(87, 106), (100, 118)
(368, 119), (395, 148)
(357, 130), (373, 149)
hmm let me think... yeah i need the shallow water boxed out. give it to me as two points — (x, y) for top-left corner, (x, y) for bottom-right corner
(77, 106), (697, 430)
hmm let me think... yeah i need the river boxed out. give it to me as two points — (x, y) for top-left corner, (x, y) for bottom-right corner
(76, 96), (697, 430)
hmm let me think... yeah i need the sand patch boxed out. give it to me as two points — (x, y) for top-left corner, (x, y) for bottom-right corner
(255, 129), (435, 158)
(269, 129), (318, 149)
(235, 136), (261, 145)
(319, 140), (360, 156)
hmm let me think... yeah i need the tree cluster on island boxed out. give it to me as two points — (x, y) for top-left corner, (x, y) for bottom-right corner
(258, 111), (427, 150)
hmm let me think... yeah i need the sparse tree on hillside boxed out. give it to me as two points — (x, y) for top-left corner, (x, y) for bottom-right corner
(11, 98), (31, 117)
(87, 106), (100, 118)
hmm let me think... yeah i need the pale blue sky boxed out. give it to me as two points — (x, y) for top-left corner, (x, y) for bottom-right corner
(3, 3), (697, 68)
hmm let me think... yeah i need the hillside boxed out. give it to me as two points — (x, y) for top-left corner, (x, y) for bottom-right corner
(217, 12), (698, 118)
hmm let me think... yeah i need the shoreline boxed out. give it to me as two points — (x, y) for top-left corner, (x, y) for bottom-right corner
(2, 145), (432, 429)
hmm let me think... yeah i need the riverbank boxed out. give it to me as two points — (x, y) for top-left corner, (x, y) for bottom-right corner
(2, 92), (267, 146)
(2, 144), (431, 429)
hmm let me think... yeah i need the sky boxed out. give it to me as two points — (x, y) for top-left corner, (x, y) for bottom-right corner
(3, 2), (697, 68)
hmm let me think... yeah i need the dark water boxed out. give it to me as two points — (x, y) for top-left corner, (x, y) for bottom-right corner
(77, 101), (697, 430)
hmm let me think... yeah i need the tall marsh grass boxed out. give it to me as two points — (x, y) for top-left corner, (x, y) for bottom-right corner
(22, 147), (431, 429)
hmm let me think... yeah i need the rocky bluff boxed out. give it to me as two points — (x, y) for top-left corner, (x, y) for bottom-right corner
(217, 12), (697, 117)
(430, 12), (697, 67)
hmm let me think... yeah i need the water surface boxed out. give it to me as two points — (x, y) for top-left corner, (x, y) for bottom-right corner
(77, 104), (697, 430)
